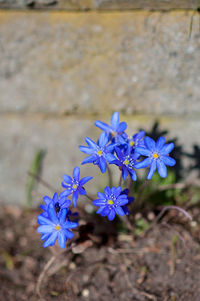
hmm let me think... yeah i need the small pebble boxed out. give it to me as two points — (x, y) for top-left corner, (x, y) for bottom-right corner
(82, 288), (89, 297)
(5, 229), (14, 242)
(84, 204), (94, 214)
(69, 262), (76, 270)
(83, 274), (89, 283)
(19, 237), (28, 247)
(147, 212), (155, 221)
(190, 221), (197, 227)
(135, 213), (142, 220)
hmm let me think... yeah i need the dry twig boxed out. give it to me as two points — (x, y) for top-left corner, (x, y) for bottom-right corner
(28, 172), (57, 193)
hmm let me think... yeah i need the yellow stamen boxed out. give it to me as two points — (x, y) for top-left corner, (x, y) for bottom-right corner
(123, 159), (129, 165)
(107, 200), (114, 205)
(72, 184), (78, 190)
(55, 225), (61, 231)
(153, 153), (159, 159)
(111, 131), (116, 137)
(130, 141), (135, 146)
(97, 150), (103, 156)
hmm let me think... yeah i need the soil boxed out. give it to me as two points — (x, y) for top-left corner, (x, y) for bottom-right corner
(0, 205), (199, 301)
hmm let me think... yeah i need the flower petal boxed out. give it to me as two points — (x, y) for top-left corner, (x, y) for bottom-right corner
(135, 157), (152, 169)
(111, 112), (119, 130)
(122, 166), (129, 179)
(38, 214), (54, 226)
(62, 175), (73, 184)
(99, 157), (107, 173)
(132, 151), (141, 160)
(96, 206), (106, 214)
(79, 146), (94, 155)
(93, 199), (106, 206)
(104, 186), (110, 195)
(115, 147), (123, 159)
(108, 209), (115, 221)
(63, 221), (78, 229)
(48, 204), (58, 224)
(161, 155), (176, 166)
(144, 137), (156, 151)
(117, 197), (128, 206)
(60, 190), (72, 198)
(94, 120), (111, 132)
(98, 132), (109, 147)
(157, 160), (167, 178)
(78, 187), (86, 195)
(130, 170), (137, 181)
(79, 176), (93, 186)
(59, 208), (67, 224)
(41, 233), (51, 241)
(58, 232), (67, 249)
(106, 143), (116, 153)
(43, 232), (58, 248)
(85, 137), (97, 149)
(135, 131), (145, 140)
(114, 186), (122, 197)
(147, 160), (157, 180)
(73, 166), (80, 181)
(72, 190), (79, 208)
(115, 206), (125, 216)
(118, 122), (127, 132)
(100, 206), (110, 217)
(105, 153), (116, 163)
(81, 155), (97, 165)
(160, 143), (174, 155)
(65, 230), (74, 239)
(59, 198), (71, 209)
(135, 147), (151, 156)
(37, 225), (54, 234)
(97, 192), (105, 199)
(43, 196), (52, 205)
(122, 205), (129, 215)
(156, 137), (166, 150)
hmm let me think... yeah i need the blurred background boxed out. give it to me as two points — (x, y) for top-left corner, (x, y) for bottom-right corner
(0, 0), (200, 206)
(1, 2), (200, 301)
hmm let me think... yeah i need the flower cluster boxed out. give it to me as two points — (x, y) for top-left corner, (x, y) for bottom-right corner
(37, 112), (176, 249)
(37, 166), (92, 248)
(93, 186), (129, 221)
(79, 112), (175, 181)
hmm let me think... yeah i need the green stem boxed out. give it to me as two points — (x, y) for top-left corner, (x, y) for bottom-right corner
(85, 194), (94, 202)
(118, 173), (123, 187)
(107, 165), (113, 187)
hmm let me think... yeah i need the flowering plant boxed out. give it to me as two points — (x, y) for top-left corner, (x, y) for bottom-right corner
(37, 112), (176, 249)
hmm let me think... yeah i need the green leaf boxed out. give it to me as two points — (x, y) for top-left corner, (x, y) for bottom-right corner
(2, 252), (14, 270)
(26, 149), (44, 207)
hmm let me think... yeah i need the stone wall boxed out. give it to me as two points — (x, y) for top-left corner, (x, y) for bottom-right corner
(0, 0), (198, 10)
(0, 7), (200, 205)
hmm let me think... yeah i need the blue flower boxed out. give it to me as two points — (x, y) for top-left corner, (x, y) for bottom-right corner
(40, 192), (71, 217)
(64, 209), (79, 222)
(60, 166), (92, 208)
(93, 186), (129, 221)
(127, 131), (145, 151)
(120, 189), (134, 215)
(79, 132), (116, 173)
(110, 147), (140, 180)
(95, 112), (127, 145)
(37, 203), (78, 249)
(135, 136), (176, 180)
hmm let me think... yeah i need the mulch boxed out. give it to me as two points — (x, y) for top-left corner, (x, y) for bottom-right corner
(0, 205), (199, 301)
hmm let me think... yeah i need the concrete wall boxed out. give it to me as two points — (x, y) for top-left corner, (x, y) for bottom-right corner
(0, 8), (200, 205)
(0, 0), (198, 10)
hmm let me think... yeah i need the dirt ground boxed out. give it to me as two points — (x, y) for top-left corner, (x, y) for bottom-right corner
(0, 205), (199, 301)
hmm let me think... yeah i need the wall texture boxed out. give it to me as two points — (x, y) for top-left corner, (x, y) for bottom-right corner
(0, 0), (198, 10)
(0, 8), (200, 205)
